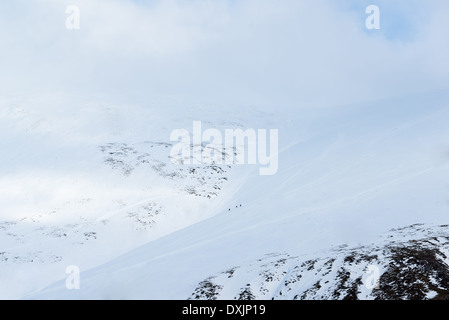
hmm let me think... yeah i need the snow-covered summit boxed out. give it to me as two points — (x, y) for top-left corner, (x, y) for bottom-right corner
(0, 89), (446, 299)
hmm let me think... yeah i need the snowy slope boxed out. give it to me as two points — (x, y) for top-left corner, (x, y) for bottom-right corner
(0, 94), (256, 298)
(15, 89), (449, 300)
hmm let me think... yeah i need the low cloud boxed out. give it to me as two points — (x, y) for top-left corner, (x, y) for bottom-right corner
(0, 0), (447, 109)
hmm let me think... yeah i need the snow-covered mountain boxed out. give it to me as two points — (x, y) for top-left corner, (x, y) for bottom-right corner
(1, 88), (448, 300)
(1, 0), (449, 300)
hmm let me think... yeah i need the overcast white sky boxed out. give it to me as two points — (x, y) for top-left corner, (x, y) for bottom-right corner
(0, 0), (448, 109)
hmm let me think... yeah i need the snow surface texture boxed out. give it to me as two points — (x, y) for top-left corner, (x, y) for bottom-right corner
(190, 223), (449, 300)
(1, 89), (449, 300)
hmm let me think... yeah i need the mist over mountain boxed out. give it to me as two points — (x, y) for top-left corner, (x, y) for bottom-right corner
(1, 0), (449, 300)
